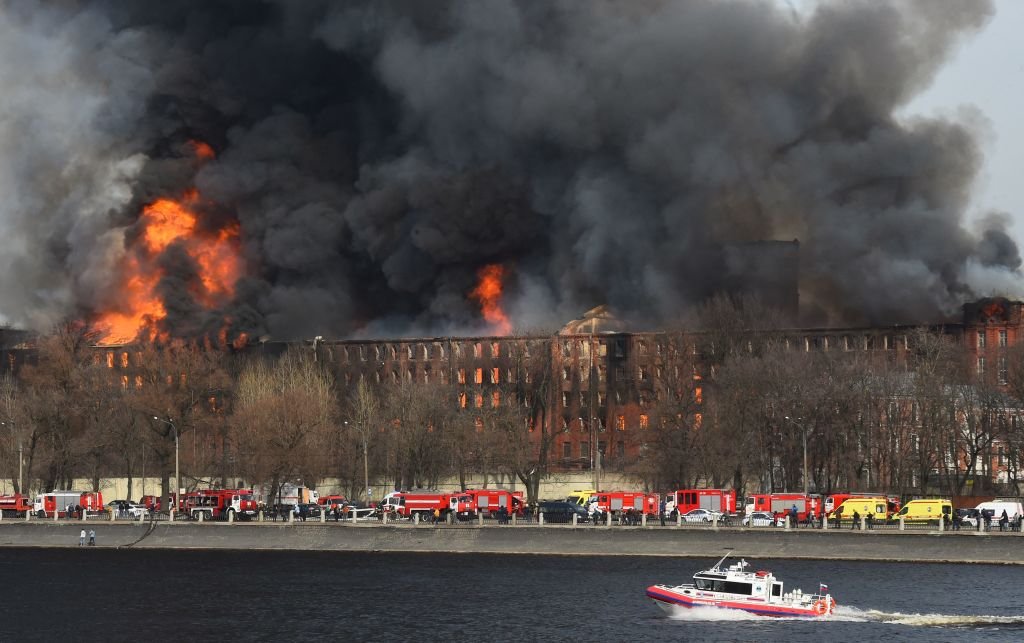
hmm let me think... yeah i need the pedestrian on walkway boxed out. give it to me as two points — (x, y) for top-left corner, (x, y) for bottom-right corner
(790, 505), (799, 529)
(88, 529), (96, 546)
(79, 529), (86, 546)
(851, 510), (860, 530)
(1000, 510), (1009, 532)
(659, 499), (666, 527)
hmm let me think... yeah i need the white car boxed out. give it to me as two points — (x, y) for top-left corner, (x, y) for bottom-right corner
(124, 503), (150, 519)
(742, 511), (778, 527)
(680, 508), (725, 523)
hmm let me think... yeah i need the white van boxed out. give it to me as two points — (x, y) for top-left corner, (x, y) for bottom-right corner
(962, 500), (1023, 527)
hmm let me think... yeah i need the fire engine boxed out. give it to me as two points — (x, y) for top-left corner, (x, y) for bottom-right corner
(0, 494), (32, 517)
(589, 491), (660, 516)
(139, 493), (181, 512)
(824, 493), (900, 515)
(672, 489), (736, 516)
(379, 491), (474, 520)
(183, 489), (258, 521)
(33, 491), (104, 518)
(744, 493), (822, 523)
(462, 489), (525, 517)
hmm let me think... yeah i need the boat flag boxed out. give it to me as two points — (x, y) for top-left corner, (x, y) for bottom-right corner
(819, 583), (828, 593)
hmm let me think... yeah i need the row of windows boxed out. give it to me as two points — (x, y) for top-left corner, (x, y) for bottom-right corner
(339, 341), (524, 363)
(977, 356), (1010, 384)
(977, 329), (1009, 349)
(558, 414), (653, 432)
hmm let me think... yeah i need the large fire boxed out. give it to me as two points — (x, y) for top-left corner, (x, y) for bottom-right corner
(470, 264), (512, 335)
(93, 173), (245, 345)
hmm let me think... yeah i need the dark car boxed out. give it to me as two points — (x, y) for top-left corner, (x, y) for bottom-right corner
(296, 503), (322, 520)
(538, 501), (590, 524)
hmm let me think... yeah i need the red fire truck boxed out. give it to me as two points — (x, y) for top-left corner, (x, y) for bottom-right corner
(0, 494), (32, 517)
(744, 493), (822, 523)
(183, 489), (258, 521)
(462, 489), (525, 517)
(33, 491), (105, 518)
(671, 489), (736, 516)
(589, 491), (660, 516)
(139, 493), (180, 512)
(824, 492), (900, 516)
(379, 491), (475, 520)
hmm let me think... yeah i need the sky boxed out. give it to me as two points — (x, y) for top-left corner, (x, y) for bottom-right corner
(903, 0), (1024, 235)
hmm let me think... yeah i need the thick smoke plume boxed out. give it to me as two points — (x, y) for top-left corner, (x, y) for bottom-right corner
(0, 0), (1014, 339)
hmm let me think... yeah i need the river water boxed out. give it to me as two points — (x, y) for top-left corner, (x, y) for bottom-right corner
(1, 549), (1022, 642)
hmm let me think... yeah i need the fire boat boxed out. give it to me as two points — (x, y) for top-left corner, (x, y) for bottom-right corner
(646, 554), (836, 618)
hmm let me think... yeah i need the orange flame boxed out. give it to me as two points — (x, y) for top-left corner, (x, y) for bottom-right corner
(470, 264), (512, 335)
(188, 140), (215, 160)
(93, 188), (244, 345)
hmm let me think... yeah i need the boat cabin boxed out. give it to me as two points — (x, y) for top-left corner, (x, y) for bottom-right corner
(692, 561), (783, 601)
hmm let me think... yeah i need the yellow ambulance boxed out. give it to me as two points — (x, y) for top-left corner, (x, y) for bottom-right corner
(892, 499), (952, 523)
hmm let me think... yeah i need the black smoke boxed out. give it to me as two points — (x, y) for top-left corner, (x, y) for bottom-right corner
(0, 0), (1015, 338)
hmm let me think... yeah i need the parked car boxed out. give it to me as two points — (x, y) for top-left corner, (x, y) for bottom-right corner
(538, 501), (590, 524)
(106, 500), (131, 516)
(680, 508), (725, 524)
(742, 511), (778, 527)
(295, 503), (322, 520)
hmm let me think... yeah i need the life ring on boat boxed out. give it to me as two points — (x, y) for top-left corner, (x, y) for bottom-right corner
(755, 571), (769, 577)
(813, 599), (828, 615)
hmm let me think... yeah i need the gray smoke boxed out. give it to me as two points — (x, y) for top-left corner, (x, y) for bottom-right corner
(0, 0), (1014, 339)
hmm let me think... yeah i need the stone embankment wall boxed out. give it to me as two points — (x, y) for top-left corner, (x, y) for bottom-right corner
(1, 522), (1021, 564)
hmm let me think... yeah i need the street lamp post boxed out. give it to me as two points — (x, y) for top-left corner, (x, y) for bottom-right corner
(1, 421), (21, 495)
(153, 416), (179, 510)
(784, 416), (810, 497)
(345, 421), (370, 501)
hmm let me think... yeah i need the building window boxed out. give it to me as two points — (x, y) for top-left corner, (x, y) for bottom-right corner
(475, 393), (484, 408)
(437, 343), (445, 359)
(473, 343), (482, 358)
(581, 442), (589, 459)
(374, 346), (382, 360)
(616, 415), (625, 431)
(475, 368), (483, 384)
(999, 356), (1008, 385)
(562, 367), (571, 381)
(978, 331), (987, 349)
(639, 414), (649, 429)
(614, 340), (624, 357)
(999, 330), (1008, 348)
(639, 394), (648, 408)
(407, 345), (414, 359)
(562, 341), (571, 357)
(406, 369), (413, 382)
(507, 368), (513, 383)
(458, 392), (467, 409)
(599, 342), (607, 357)
(597, 418), (605, 432)
(457, 369), (466, 384)
(598, 392), (606, 407)
(454, 343), (463, 359)
(389, 345), (397, 360)
(359, 346), (366, 361)
(492, 391), (501, 407)
(562, 442), (571, 458)
(598, 366), (606, 382)
(423, 369), (430, 384)
(638, 341), (647, 355)
(562, 392), (571, 407)
(638, 366), (649, 381)
(491, 367), (500, 384)
(422, 344), (430, 360)
(561, 417), (569, 432)
(491, 342), (500, 358)
(977, 356), (986, 376)
(695, 387), (703, 404)
(391, 370), (398, 383)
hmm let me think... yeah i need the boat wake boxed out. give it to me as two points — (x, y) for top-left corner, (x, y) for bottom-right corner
(840, 606), (1024, 628)
(665, 605), (1024, 628)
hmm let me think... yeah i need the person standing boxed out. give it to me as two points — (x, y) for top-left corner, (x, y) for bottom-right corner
(851, 510), (860, 530)
(79, 529), (86, 547)
(659, 499), (666, 527)
(1000, 510), (1009, 532)
(790, 505), (799, 529)
(88, 529), (96, 546)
